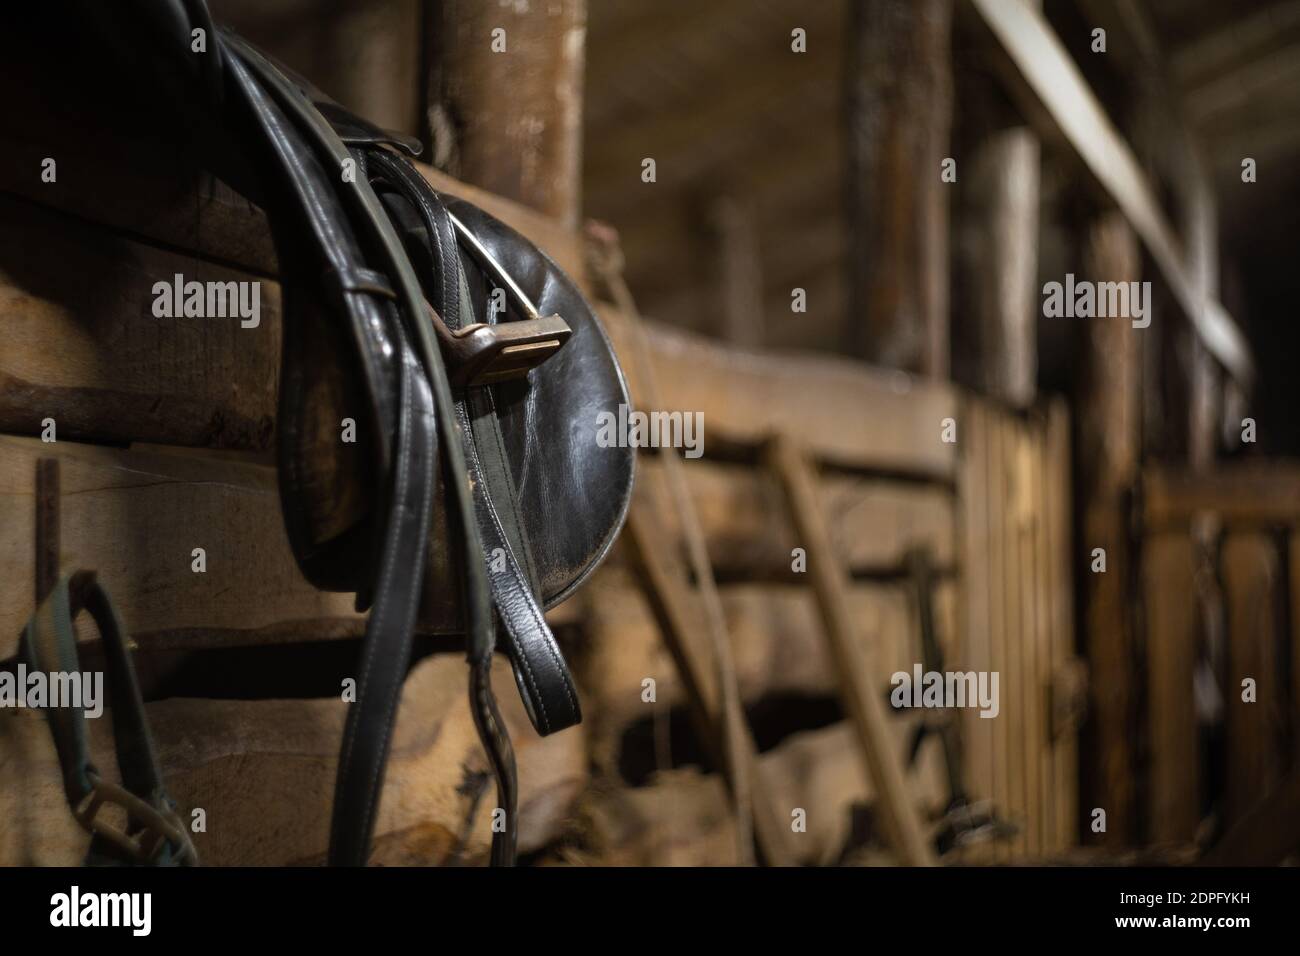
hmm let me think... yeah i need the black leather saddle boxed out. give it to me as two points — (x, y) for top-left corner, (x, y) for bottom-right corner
(56, 0), (634, 866)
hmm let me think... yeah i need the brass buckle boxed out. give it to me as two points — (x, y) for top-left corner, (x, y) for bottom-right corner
(74, 773), (198, 865)
(432, 210), (571, 387)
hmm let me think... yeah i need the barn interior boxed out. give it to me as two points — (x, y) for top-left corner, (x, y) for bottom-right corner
(1, 0), (1298, 867)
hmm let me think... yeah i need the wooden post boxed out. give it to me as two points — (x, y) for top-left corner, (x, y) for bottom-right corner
(958, 126), (1040, 407)
(426, 0), (586, 229)
(844, 0), (952, 376)
(1185, 172), (1221, 472)
(953, 0), (1039, 408)
(1076, 211), (1142, 847)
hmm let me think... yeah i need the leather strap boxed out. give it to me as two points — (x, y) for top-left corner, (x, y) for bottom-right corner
(21, 573), (196, 867)
(221, 34), (516, 866)
(367, 152), (581, 735)
(223, 41), (444, 866)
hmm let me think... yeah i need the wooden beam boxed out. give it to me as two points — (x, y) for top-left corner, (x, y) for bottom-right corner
(1170, 1), (1300, 89)
(1143, 464), (1300, 528)
(1082, 0), (1224, 470)
(1075, 211), (1142, 847)
(599, 308), (960, 480)
(427, 0), (586, 228)
(969, 0), (1254, 387)
(0, 435), (582, 655)
(635, 458), (957, 580)
(845, 0), (952, 377)
(1184, 44), (1300, 127)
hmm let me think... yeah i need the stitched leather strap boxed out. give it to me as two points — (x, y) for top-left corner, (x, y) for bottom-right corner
(221, 33), (516, 866)
(223, 40), (441, 867)
(366, 152), (581, 735)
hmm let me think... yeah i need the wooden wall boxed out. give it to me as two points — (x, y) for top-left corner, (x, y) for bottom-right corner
(957, 397), (1078, 860)
(0, 156), (1079, 860)
(1141, 465), (1300, 858)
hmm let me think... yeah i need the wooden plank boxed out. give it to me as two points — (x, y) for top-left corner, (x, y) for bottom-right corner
(1032, 404), (1057, 857)
(967, 0), (1253, 386)
(602, 308), (960, 480)
(1026, 414), (1051, 855)
(0, 195), (279, 451)
(638, 458), (956, 579)
(1000, 414), (1027, 858)
(0, 435), (356, 658)
(1143, 532), (1200, 844)
(1018, 420), (1043, 856)
(1044, 399), (1077, 853)
(1145, 464), (1300, 528)
(0, 435), (546, 655)
(581, 561), (951, 714)
(0, 195), (958, 478)
(984, 400), (1010, 860)
(0, 655), (585, 865)
(958, 400), (996, 815)
(765, 436), (936, 866)
(1221, 533), (1284, 826)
